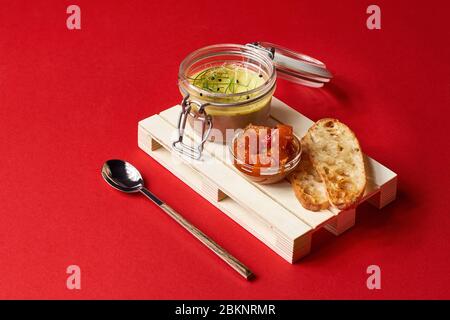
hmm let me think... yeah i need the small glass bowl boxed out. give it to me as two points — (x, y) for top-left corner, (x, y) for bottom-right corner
(228, 131), (302, 184)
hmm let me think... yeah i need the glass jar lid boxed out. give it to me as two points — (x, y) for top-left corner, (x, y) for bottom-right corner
(246, 42), (332, 88)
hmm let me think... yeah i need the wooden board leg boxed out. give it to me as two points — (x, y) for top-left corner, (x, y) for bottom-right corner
(291, 233), (312, 263)
(200, 179), (228, 202)
(150, 137), (162, 151)
(138, 126), (163, 152)
(368, 177), (397, 209)
(324, 209), (356, 236)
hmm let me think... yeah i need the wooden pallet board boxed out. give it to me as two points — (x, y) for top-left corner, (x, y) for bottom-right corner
(137, 97), (397, 263)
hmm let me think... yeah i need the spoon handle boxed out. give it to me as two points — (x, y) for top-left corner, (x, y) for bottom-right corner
(139, 188), (253, 280)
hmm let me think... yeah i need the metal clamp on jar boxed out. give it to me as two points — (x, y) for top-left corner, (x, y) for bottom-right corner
(173, 42), (332, 160)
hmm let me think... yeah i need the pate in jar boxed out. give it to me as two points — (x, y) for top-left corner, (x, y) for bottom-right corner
(174, 42), (332, 159)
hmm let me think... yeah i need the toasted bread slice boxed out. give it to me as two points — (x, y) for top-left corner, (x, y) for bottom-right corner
(290, 149), (329, 211)
(302, 118), (366, 210)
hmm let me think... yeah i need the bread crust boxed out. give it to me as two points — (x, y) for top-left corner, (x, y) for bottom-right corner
(302, 118), (366, 210)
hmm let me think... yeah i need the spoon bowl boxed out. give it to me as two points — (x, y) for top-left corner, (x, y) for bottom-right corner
(102, 159), (144, 193)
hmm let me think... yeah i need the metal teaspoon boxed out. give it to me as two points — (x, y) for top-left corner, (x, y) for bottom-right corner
(101, 159), (253, 280)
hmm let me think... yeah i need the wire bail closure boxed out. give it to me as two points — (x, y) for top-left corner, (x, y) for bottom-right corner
(246, 42), (333, 88)
(246, 42), (275, 59)
(172, 95), (212, 160)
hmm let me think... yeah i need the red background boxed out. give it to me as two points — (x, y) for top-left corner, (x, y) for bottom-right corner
(0, 0), (449, 299)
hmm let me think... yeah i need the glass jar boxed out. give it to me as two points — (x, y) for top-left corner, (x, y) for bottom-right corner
(173, 42), (332, 159)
